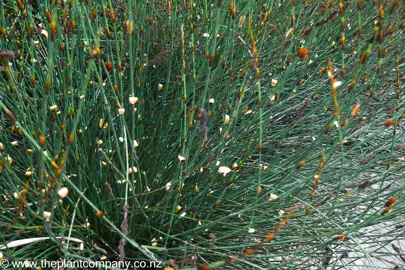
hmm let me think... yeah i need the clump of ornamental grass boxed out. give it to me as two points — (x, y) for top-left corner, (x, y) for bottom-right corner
(1, 0), (405, 269)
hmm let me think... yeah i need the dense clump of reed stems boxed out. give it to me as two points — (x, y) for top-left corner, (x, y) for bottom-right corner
(0, 0), (405, 268)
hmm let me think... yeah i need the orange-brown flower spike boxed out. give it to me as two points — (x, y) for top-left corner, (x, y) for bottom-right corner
(358, 116), (366, 121)
(46, 10), (51, 22)
(5, 109), (16, 122)
(105, 27), (111, 37)
(297, 48), (309, 59)
(50, 20), (57, 39)
(389, 0), (399, 14)
(126, 20), (134, 35)
(385, 197), (397, 208)
(247, 17), (260, 78)
(95, 211), (104, 218)
(384, 119), (395, 127)
(357, 0), (362, 10)
(342, 119), (349, 127)
(291, 15), (295, 26)
(39, 135), (46, 147)
(351, 103), (360, 118)
(110, 10), (116, 22)
(68, 133), (75, 144)
(17, 0), (23, 11)
(106, 61), (113, 72)
(333, 233), (345, 240)
(296, 160), (306, 169)
(229, 2), (236, 19)
(359, 49), (370, 64)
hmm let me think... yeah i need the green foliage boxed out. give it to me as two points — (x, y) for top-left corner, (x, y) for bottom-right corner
(0, 0), (405, 269)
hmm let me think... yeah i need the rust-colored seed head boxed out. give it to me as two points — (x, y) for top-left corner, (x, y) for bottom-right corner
(229, 1), (236, 19)
(68, 133), (75, 144)
(351, 103), (360, 118)
(333, 233), (345, 240)
(50, 20), (57, 38)
(197, 265), (210, 270)
(29, 23), (34, 35)
(385, 197), (397, 207)
(359, 50), (370, 64)
(291, 15), (295, 26)
(95, 211), (104, 218)
(356, 27), (361, 38)
(342, 119), (349, 127)
(209, 53), (215, 66)
(17, 0), (23, 10)
(45, 80), (51, 93)
(238, 90), (244, 99)
(296, 160), (306, 169)
(31, 75), (37, 86)
(55, 167), (63, 177)
(357, 0), (362, 10)
(389, 0), (398, 14)
(106, 61), (113, 72)
(46, 10), (51, 22)
(91, 9), (97, 21)
(126, 20), (134, 35)
(110, 10), (115, 21)
(297, 48), (309, 59)
(341, 34), (346, 46)
(39, 135), (46, 147)
(6, 109), (16, 122)
(358, 116), (366, 121)
(384, 119), (395, 127)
